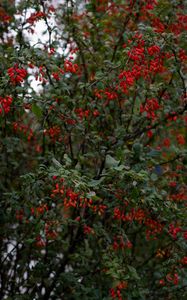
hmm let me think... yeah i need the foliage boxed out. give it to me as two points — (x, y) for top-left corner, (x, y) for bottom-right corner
(0, 0), (187, 299)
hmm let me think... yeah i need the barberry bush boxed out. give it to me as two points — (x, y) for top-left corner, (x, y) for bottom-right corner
(0, 0), (187, 299)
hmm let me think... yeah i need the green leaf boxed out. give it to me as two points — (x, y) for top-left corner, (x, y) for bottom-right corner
(147, 149), (161, 157)
(96, 81), (105, 89)
(63, 154), (72, 166)
(52, 158), (62, 168)
(113, 165), (124, 171)
(31, 103), (42, 118)
(151, 173), (158, 181)
(105, 155), (119, 168)
(88, 177), (104, 187)
(127, 265), (140, 280)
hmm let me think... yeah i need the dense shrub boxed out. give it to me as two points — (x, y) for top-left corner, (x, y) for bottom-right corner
(0, 0), (187, 299)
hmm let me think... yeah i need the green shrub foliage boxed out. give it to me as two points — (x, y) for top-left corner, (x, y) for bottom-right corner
(0, 0), (187, 299)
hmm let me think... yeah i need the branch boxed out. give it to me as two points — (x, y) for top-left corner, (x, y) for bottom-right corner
(123, 102), (187, 143)
(111, 0), (136, 62)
